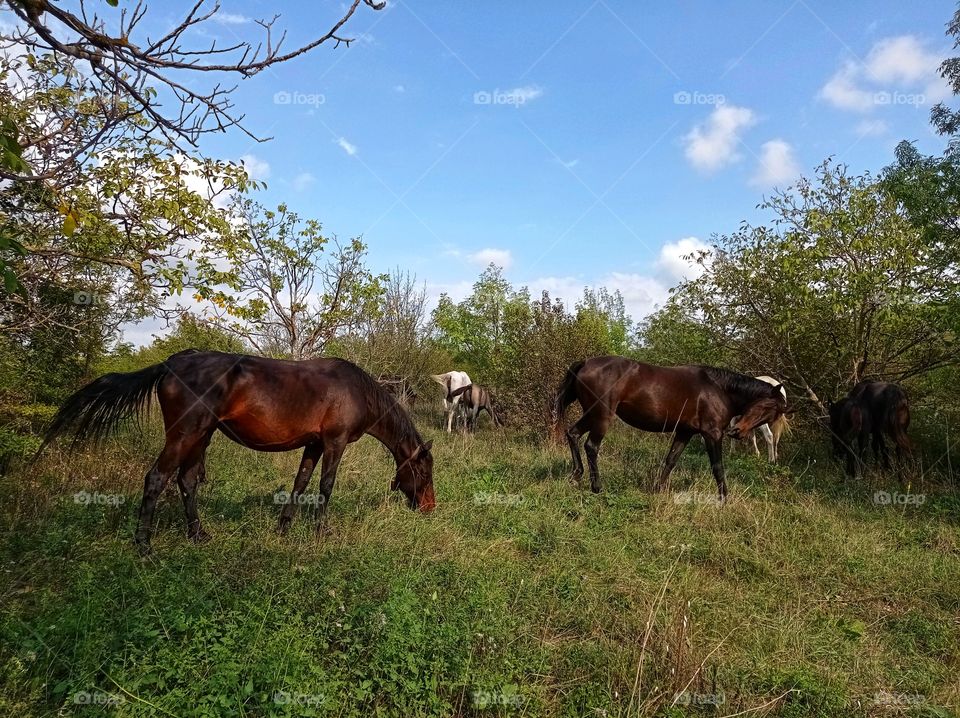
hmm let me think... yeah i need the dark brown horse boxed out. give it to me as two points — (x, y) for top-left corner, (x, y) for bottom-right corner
(39, 350), (436, 554)
(554, 356), (789, 498)
(449, 383), (500, 431)
(828, 381), (911, 476)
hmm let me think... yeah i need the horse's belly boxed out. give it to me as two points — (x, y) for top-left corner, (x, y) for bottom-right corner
(616, 402), (694, 434)
(217, 419), (319, 452)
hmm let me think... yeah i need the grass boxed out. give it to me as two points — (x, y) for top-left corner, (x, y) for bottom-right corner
(1, 410), (959, 717)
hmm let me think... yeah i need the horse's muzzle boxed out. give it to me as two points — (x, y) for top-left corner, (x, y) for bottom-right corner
(416, 484), (436, 513)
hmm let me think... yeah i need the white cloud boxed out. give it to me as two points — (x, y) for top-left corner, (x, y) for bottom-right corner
(820, 61), (877, 112)
(750, 139), (801, 188)
(526, 273), (669, 323)
(656, 236), (710, 281)
(820, 35), (947, 112)
(292, 172), (315, 191)
(214, 13), (251, 25)
(558, 158), (579, 169)
(856, 118), (889, 136)
(683, 104), (757, 173)
(866, 35), (940, 85)
(394, 84), (406, 93)
(336, 137), (358, 156)
(239, 154), (270, 181)
(467, 248), (513, 269)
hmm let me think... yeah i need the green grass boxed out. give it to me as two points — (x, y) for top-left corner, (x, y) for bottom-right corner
(1, 415), (959, 717)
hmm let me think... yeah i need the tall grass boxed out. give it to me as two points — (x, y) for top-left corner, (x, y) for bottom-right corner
(1, 411), (958, 717)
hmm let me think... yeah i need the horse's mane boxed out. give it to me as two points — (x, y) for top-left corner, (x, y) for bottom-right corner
(698, 366), (775, 401)
(356, 366), (423, 445)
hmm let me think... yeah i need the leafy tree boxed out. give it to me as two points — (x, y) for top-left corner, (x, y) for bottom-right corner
(635, 297), (729, 367)
(336, 270), (446, 387)
(201, 200), (385, 359)
(676, 161), (960, 411)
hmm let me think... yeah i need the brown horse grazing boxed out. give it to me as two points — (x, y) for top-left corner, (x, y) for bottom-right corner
(828, 381), (911, 477)
(554, 356), (789, 498)
(39, 350), (436, 555)
(449, 383), (501, 431)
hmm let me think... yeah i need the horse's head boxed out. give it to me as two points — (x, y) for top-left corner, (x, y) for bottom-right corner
(392, 440), (436, 512)
(727, 383), (789, 440)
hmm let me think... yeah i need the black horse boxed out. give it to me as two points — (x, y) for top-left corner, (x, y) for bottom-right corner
(829, 381), (911, 476)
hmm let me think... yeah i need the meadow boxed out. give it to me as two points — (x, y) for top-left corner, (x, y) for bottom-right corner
(2, 408), (959, 717)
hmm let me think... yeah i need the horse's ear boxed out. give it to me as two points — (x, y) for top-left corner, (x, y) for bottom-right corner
(421, 440), (433, 454)
(771, 383), (784, 395)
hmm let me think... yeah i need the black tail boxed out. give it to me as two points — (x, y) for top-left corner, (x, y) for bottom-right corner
(36, 362), (171, 456)
(553, 361), (586, 432)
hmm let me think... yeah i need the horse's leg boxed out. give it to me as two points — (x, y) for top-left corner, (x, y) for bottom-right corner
(135, 437), (195, 555)
(704, 435), (728, 502)
(656, 430), (692, 493)
(759, 423), (775, 462)
(750, 430), (761, 457)
(855, 430), (870, 478)
(874, 431), (891, 470)
(177, 436), (213, 543)
(277, 442), (323, 535)
(315, 438), (347, 535)
(584, 413), (613, 493)
(771, 421), (783, 463)
(565, 413), (591, 481)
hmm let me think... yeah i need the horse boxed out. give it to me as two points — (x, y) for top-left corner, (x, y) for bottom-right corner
(449, 383), (500, 431)
(38, 350), (436, 555)
(747, 375), (789, 462)
(430, 370), (472, 432)
(828, 381), (911, 477)
(554, 356), (789, 499)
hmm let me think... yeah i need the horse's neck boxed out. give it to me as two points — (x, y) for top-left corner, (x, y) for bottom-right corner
(365, 402), (417, 463)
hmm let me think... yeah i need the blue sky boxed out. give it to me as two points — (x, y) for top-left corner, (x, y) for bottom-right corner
(148, 1), (956, 338)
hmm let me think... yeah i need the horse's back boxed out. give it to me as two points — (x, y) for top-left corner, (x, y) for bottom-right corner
(575, 357), (714, 431)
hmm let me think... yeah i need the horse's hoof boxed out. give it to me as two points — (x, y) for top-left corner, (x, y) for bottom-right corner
(590, 485), (601, 494)
(276, 521), (290, 536)
(189, 529), (212, 544)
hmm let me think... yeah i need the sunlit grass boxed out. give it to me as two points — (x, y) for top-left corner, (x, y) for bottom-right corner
(1, 415), (958, 717)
